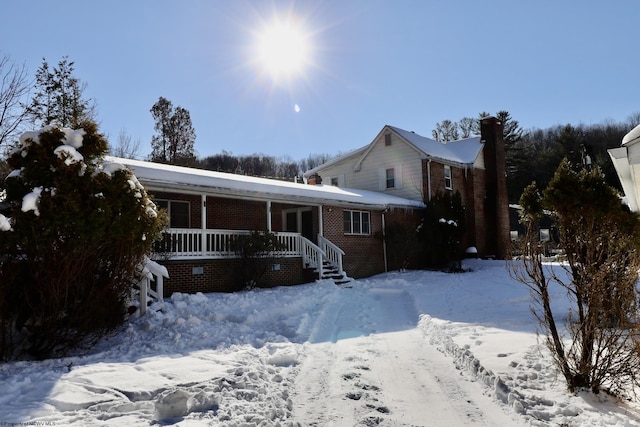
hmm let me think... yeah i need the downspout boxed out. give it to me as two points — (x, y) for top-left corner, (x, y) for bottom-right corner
(427, 158), (432, 201)
(382, 208), (388, 273)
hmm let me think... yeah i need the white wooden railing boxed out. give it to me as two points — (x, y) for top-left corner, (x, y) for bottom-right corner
(152, 228), (345, 281)
(318, 234), (345, 276)
(137, 257), (169, 315)
(300, 236), (325, 278)
(154, 229), (307, 259)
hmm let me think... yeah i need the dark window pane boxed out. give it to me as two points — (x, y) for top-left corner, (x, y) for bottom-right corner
(343, 210), (351, 234)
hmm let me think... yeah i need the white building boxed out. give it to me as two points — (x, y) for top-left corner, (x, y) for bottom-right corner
(609, 124), (640, 212)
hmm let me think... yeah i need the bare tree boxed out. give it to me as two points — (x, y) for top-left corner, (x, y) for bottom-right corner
(0, 55), (30, 149)
(457, 117), (476, 138)
(626, 111), (640, 129)
(432, 119), (459, 142)
(111, 128), (142, 159)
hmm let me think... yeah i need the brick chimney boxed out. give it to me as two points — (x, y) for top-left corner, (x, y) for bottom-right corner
(307, 173), (322, 185)
(480, 117), (510, 259)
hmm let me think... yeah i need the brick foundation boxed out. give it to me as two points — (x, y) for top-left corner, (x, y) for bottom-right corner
(159, 257), (305, 295)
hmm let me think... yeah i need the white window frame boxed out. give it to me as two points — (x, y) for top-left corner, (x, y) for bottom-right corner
(282, 207), (312, 233)
(328, 174), (345, 187)
(444, 165), (452, 190)
(379, 165), (402, 191)
(385, 168), (395, 189)
(343, 210), (371, 235)
(155, 199), (190, 228)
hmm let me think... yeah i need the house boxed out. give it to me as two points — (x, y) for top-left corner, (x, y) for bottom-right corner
(609, 124), (640, 212)
(109, 156), (424, 295)
(303, 117), (510, 259)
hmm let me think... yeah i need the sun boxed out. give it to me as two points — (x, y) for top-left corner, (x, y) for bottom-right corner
(255, 19), (311, 81)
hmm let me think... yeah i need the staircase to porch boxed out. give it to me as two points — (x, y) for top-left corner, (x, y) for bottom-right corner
(317, 260), (352, 285)
(302, 235), (353, 285)
(153, 228), (353, 286)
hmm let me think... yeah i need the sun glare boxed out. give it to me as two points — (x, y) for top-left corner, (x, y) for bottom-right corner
(256, 20), (310, 81)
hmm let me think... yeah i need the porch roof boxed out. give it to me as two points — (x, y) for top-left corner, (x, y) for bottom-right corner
(108, 157), (425, 210)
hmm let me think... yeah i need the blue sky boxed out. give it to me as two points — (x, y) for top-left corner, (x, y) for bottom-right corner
(2, 1), (638, 161)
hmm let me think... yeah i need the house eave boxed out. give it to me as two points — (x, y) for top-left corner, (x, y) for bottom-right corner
(139, 177), (424, 211)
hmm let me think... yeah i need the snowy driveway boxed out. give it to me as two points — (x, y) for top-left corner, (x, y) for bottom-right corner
(292, 286), (524, 426)
(2, 260), (639, 426)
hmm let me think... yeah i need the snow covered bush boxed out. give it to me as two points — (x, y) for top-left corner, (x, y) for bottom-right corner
(0, 122), (167, 360)
(511, 160), (640, 396)
(230, 230), (286, 291)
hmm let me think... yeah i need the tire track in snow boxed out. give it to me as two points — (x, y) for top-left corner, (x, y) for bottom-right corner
(292, 285), (524, 426)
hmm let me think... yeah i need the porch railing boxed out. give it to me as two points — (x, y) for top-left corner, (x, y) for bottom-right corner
(152, 228), (344, 281)
(153, 229), (309, 259)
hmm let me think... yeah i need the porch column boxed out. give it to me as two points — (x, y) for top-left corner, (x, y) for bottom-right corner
(201, 194), (207, 256)
(318, 205), (323, 237)
(266, 200), (272, 232)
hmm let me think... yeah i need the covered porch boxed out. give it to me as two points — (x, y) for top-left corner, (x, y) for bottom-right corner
(153, 227), (347, 284)
(108, 156), (424, 294)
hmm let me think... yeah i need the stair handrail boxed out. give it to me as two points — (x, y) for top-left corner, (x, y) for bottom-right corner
(137, 257), (169, 315)
(299, 235), (326, 279)
(318, 234), (345, 276)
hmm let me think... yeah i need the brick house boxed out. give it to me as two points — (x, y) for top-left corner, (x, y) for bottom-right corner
(303, 117), (510, 259)
(110, 156), (423, 295)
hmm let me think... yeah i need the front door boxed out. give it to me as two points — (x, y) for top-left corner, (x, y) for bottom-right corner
(302, 210), (314, 242)
(284, 208), (315, 242)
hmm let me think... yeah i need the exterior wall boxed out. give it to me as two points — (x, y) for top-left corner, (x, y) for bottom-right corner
(321, 206), (385, 278)
(206, 196), (267, 230)
(423, 159), (470, 201)
(383, 207), (424, 269)
(160, 257), (304, 295)
(422, 158), (483, 255)
(315, 132), (424, 201)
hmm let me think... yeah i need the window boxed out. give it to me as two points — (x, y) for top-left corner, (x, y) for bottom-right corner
(379, 165), (401, 191)
(155, 200), (190, 228)
(385, 168), (395, 189)
(343, 210), (370, 235)
(384, 134), (392, 146)
(444, 165), (452, 190)
(331, 177), (339, 186)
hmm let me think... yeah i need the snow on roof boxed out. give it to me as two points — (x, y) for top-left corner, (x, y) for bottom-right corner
(388, 126), (483, 165)
(108, 157), (424, 210)
(304, 124), (483, 177)
(622, 124), (640, 146)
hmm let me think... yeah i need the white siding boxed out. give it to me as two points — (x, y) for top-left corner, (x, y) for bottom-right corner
(314, 132), (424, 201)
(473, 147), (485, 169)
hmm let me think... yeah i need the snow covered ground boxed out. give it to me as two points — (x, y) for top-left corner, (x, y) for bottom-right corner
(1, 259), (640, 426)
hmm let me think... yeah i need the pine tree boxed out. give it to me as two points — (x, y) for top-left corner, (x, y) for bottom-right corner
(0, 122), (166, 360)
(26, 56), (96, 128)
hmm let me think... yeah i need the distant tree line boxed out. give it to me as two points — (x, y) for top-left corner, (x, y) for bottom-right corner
(195, 151), (333, 181)
(433, 111), (640, 203)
